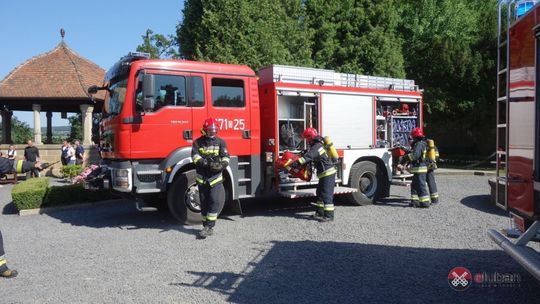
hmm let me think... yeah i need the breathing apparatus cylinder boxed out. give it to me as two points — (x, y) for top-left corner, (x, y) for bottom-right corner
(323, 136), (339, 161)
(427, 139), (436, 162)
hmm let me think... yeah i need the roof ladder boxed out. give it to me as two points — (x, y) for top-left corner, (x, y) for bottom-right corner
(495, 1), (517, 210)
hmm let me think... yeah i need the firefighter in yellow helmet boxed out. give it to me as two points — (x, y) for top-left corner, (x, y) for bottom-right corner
(191, 118), (230, 238)
(291, 128), (337, 221)
(400, 127), (431, 208)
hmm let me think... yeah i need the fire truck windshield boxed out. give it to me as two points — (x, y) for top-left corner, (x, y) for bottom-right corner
(104, 78), (128, 115)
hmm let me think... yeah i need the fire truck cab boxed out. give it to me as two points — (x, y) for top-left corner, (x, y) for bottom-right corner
(88, 54), (423, 225)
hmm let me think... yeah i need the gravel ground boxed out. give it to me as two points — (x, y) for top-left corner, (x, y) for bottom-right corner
(0, 174), (539, 303)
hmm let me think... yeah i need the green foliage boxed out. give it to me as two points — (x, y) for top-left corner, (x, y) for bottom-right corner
(11, 177), (49, 210)
(136, 29), (179, 59)
(0, 115), (32, 144)
(11, 177), (117, 210)
(178, 0), (313, 70)
(305, 0), (405, 77)
(397, 0), (497, 154)
(60, 165), (83, 179)
(42, 184), (117, 208)
(68, 114), (82, 142)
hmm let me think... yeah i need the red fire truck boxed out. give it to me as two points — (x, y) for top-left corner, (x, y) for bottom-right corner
(488, 0), (540, 281)
(87, 54), (422, 224)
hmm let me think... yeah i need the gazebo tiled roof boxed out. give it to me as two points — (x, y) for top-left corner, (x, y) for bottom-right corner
(0, 41), (105, 111)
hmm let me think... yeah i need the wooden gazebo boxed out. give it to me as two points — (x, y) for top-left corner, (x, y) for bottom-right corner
(0, 32), (105, 145)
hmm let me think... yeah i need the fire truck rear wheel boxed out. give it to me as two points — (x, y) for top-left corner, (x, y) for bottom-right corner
(167, 169), (225, 225)
(346, 161), (381, 206)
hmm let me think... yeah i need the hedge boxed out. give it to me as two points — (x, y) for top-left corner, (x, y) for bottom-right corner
(11, 178), (118, 211)
(11, 177), (50, 210)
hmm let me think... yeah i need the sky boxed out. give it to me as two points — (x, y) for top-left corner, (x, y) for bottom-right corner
(0, 0), (184, 127)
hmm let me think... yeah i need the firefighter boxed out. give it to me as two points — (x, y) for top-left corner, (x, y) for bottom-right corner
(191, 118), (230, 239)
(0, 157), (49, 178)
(292, 128), (337, 221)
(0, 229), (17, 278)
(400, 127), (431, 208)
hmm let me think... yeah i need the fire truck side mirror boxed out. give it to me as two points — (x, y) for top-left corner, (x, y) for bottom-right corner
(142, 74), (155, 112)
(88, 85), (99, 94)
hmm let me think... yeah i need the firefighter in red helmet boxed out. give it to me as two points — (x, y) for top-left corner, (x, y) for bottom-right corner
(400, 127), (431, 208)
(192, 118), (230, 238)
(292, 127), (337, 221)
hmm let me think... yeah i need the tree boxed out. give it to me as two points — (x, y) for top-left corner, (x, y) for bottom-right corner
(178, 0), (312, 70)
(68, 114), (82, 142)
(305, 0), (405, 78)
(397, 0), (497, 155)
(0, 116), (32, 144)
(136, 29), (179, 59)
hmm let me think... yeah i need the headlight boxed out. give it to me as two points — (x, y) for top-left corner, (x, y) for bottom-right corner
(115, 169), (129, 177)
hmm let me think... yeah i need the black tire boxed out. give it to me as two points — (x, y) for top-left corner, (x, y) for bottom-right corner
(346, 161), (383, 206)
(167, 169), (225, 225)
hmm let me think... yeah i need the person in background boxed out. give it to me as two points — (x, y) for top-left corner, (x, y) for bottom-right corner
(0, 229), (17, 278)
(24, 139), (40, 178)
(74, 140), (84, 165)
(66, 142), (76, 165)
(61, 140), (69, 166)
(6, 145), (16, 160)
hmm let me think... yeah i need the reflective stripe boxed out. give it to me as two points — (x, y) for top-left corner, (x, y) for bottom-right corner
(284, 159), (292, 167)
(0, 259), (6, 267)
(410, 166), (428, 173)
(298, 157), (306, 165)
(199, 145), (220, 156)
(196, 175), (204, 185)
(206, 213), (218, 221)
(419, 196), (431, 202)
(221, 157), (230, 163)
(209, 175), (223, 187)
(318, 167), (337, 178)
(408, 153), (414, 161)
(318, 147), (325, 155)
(16, 160), (23, 173)
(314, 201), (324, 208)
(324, 204), (335, 211)
(193, 154), (202, 163)
(430, 193), (439, 198)
(411, 195), (419, 201)
(201, 216), (207, 222)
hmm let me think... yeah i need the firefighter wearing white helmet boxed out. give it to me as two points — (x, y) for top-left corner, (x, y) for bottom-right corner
(192, 118), (230, 238)
(291, 127), (337, 221)
(400, 127), (431, 208)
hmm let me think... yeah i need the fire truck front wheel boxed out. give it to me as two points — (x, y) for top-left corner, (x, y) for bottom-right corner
(346, 161), (382, 206)
(167, 169), (225, 225)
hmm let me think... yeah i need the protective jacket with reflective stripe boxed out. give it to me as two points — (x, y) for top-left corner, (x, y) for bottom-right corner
(406, 138), (428, 173)
(298, 136), (336, 178)
(192, 136), (230, 187)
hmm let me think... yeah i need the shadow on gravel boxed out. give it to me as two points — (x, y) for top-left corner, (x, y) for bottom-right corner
(2, 201), (18, 215)
(174, 241), (540, 304)
(460, 195), (507, 216)
(44, 200), (199, 236)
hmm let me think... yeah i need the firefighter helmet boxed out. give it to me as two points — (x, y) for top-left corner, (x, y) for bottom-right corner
(410, 127), (424, 139)
(302, 128), (318, 141)
(202, 118), (219, 137)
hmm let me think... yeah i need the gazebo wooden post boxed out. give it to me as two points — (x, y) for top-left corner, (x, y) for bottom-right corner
(80, 104), (94, 145)
(46, 111), (53, 144)
(1, 109), (12, 144)
(32, 104), (42, 144)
